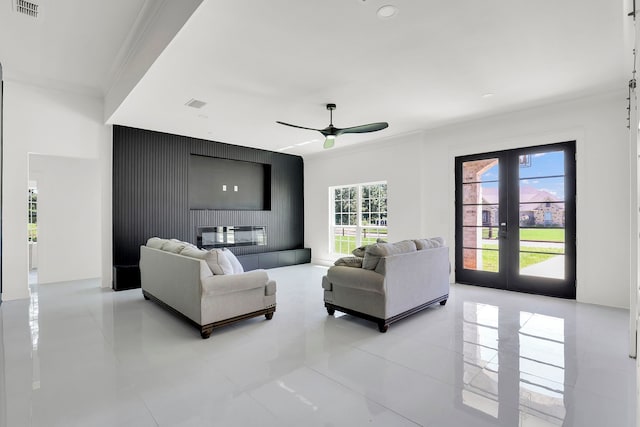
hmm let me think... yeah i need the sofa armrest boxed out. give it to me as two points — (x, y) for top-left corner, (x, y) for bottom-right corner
(265, 280), (277, 296)
(201, 269), (270, 296)
(326, 266), (385, 295)
(382, 247), (450, 314)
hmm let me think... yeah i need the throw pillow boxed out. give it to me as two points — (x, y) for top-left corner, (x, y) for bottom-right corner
(206, 249), (234, 275)
(362, 240), (418, 270)
(222, 248), (244, 274)
(179, 247), (233, 275)
(146, 237), (167, 249)
(352, 245), (367, 257)
(334, 256), (364, 268)
(352, 239), (386, 257)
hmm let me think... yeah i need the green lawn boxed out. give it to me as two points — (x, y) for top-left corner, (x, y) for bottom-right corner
(482, 227), (564, 242)
(480, 244), (564, 272)
(28, 223), (37, 242)
(334, 231), (387, 254)
(520, 228), (564, 242)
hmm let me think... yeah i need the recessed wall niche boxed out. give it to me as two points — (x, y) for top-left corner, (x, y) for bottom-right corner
(188, 154), (271, 210)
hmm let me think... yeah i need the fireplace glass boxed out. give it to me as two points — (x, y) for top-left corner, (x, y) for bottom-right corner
(197, 226), (266, 249)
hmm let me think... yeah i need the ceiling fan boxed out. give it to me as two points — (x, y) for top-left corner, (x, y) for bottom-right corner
(276, 103), (389, 149)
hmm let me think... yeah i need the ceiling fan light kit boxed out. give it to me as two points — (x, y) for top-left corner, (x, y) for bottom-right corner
(277, 103), (389, 149)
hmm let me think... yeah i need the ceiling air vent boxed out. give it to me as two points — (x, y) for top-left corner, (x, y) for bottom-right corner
(185, 98), (207, 109)
(14, 0), (39, 18)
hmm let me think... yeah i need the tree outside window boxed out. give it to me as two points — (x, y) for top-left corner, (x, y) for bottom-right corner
(330, 182), (387, 255)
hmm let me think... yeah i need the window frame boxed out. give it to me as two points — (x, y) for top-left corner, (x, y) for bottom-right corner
(329, 181), (388, 255)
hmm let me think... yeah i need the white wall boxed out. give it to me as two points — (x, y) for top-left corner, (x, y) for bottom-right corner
(29, 155), (101, 284)
(2, 80), (112, 300)
(305, 91), (630, 308)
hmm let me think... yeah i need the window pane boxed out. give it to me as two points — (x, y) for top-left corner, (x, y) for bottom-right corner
(463, 248), (499, 272)
(462, 159), (499, 184)
(463, 205), (499, 226)
(520, 177), (565, 203)
(462, 182), (498, 206)
(330, 182), (387, 254)
(519, 151), (564, 179)
(520, 253), (565, 279)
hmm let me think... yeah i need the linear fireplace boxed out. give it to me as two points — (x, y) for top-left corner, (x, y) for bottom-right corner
(197, 226), (267, 249)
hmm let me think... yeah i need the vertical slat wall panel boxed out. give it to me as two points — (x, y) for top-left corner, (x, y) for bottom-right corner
(112, 126), (304, 266)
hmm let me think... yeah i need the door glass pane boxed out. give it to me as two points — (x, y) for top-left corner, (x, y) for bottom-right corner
(520, 177), (565, 203)
(463, 247), (499, 272)
(463, 159), (500, 183)
(462, 158), (500, 272)
(518, 150), (565, 279)
(519, 151), (565, 179)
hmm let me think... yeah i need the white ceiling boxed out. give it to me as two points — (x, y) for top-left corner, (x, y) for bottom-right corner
(0, 0), (148, 95)
(0, 0), (630, 156)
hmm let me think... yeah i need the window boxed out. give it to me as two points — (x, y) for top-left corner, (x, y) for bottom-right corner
(330, 182), (387, 255)
(28, 186), (37, 242)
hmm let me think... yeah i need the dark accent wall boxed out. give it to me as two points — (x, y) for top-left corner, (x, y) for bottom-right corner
(112, 126), (304, 269)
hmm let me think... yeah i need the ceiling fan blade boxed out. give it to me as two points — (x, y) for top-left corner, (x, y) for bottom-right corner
(336, 122), (389, 135)
(323, 136), (336, 149)
(276, 121), (323, 132)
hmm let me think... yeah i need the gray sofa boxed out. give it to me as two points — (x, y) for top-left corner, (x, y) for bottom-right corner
(322, 238), (449, 332)
(139, 238), (276, 338)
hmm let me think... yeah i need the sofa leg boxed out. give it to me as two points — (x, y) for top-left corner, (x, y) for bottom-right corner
(439, 299), (447, 306)
(200, 326), (213, 339)
(265, 312), (274, 320)
(378, 322), (389, 333)
(326, 307), (335, 316)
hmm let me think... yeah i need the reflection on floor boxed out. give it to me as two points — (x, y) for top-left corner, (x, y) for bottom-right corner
(0, 264), (635, 426)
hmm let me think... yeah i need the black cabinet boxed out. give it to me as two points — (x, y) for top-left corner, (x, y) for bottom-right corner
(237, 248), (311, 271)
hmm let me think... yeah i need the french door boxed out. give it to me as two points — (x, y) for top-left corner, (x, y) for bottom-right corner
(455, 142), (576, 298)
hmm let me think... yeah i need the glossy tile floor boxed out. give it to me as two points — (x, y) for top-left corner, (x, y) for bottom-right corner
(0, 264), (636, 426)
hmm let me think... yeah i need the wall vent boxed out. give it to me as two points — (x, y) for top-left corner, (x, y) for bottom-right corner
(14, 0), (39, 18)
(185, 98), (207, 109)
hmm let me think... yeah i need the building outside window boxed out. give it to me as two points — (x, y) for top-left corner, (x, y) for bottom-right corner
(330, 181), (387, 255)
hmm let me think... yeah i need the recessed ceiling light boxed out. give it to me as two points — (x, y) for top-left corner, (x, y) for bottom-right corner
(482, 93), (495, 98)
(377, 5), (398, 19)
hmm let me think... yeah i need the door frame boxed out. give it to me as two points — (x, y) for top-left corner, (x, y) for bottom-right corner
(455, 141), (576, 299)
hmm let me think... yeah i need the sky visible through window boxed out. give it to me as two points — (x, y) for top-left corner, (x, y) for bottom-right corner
(481, 151), (564, 199)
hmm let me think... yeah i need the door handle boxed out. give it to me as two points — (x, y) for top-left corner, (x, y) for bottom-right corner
(499, 222), (507, 238)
